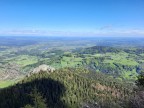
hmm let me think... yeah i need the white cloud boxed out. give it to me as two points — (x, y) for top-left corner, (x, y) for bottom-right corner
(0, 28), (144, 37)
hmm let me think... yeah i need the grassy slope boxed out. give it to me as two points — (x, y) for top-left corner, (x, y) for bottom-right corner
(0, 80), (14, 88)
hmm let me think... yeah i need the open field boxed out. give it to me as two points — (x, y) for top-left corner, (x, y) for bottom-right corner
(0, 80), (15, 88)
(0, 37), (144, 88)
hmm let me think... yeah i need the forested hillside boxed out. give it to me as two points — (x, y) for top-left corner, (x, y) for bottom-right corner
(0, 37), (144, 108)
(0, 0), (144, 107)
(0, 68), (134, 108)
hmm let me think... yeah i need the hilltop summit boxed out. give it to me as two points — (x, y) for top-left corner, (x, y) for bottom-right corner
(28, 64), (55, 77)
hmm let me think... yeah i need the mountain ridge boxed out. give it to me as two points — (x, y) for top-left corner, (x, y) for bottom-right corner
(0, 67), (133, 108)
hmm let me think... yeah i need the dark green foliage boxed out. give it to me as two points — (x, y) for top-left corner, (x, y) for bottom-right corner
(23, 104), (34, 108)
(0, 78), (66, 108)
(30, 87), (47, 108)
(77, 46), (121, 54)
(0, 68), (133, 108)
(128, 71), (144, 108)
(135, 70), (144, 89)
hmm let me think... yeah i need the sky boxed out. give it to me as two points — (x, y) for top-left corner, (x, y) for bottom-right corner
(0, 0), (144, 37)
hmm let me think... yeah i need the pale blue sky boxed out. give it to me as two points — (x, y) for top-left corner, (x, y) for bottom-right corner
(0, 0), (144, 36)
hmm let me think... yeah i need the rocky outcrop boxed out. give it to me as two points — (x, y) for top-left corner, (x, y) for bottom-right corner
(27, 64), (55, 77)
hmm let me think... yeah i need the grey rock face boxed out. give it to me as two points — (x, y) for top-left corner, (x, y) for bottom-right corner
(27, 64), (55, 77)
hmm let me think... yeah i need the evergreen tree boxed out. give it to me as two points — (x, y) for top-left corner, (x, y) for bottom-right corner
(136, 70), (144, 88)
(23, 104), (34, 108)
(30, 87), (47, 108)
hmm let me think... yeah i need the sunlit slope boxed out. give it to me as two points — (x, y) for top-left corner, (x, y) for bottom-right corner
(0, 68), (133, 108)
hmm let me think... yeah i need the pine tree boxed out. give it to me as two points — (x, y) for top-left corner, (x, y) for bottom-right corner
(136, 70), (144, 88)
(23, 104), (34, 108)
(30, 87), (47, 108)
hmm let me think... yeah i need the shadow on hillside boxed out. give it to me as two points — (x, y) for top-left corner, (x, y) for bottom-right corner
(0, 78), (67, 108)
